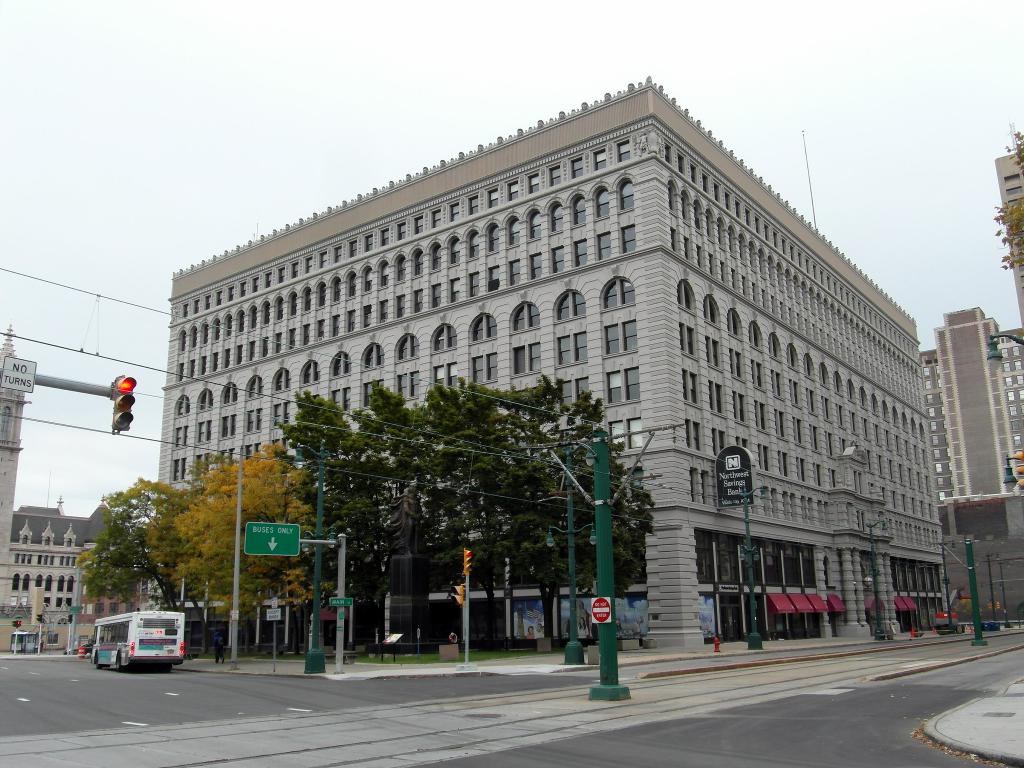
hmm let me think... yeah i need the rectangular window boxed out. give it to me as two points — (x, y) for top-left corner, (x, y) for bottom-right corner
(597, 232), (611, 260)
(507, 180), (519, 201)
(380, 228), (390, 246)
(449, 202), (460, 221)
(593, 148), (607, 170)
(414, 215), (424, 234)
(528, 173), (540, 194)
(431, 209), (441, 227)
(625, 367), (640, 401)
(622, 320), (637, 351)
(680, 323), (695, 355)
(550, 165), (562, 186)
(487, 265), (500, 291)
(469, 272), (480, 297)
(362, 305), (371, 328)
(430, 283), (442, 308)
(449, 278), (460, 303)
(468, 195), (479, 214)
(571, 156), (584, 178)
(378, 299), (388, 322)
(508, 259), (521, 286)
(573, 239), (588, 267)
(395, 295), (406, 318)
(529, 253), (542, 279)
(487, 188), (499, 208)
(621, 225), (636, 253)
(364, 234), (373, 252)
(486, 353), (497, 381)
(681, 369), (698, 402)
(574, 332), (588, 362)
(397, 221), (407, 241)
(413, 289), (423, 313)
(604, 324), (621, 354)
(551, 246), (565, 274)
(513, 345), (526, 375)
(606, 371), (623, 402)
(617, 140), (630, 162)
(557, 335), (572, 365)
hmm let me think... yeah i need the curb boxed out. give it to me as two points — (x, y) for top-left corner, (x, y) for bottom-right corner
(924, 692), (1024, 768)
(867, 642), (1024, 681)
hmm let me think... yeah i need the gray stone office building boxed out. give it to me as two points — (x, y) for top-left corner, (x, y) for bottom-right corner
(160, 79), (942, 646)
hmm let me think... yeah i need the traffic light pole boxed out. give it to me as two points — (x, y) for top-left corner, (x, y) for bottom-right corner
(986, 553), (998, 622)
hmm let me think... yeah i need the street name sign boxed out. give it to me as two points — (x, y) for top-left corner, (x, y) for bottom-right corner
(265, 608), (282, 621)
(715, 445), (753, 508)
(1, 357), (36, 393)
(591, 596), (612, 623)
(68, 605), (82, 615)
(244, 522), (301, 556)
(329, 597), (353, 608)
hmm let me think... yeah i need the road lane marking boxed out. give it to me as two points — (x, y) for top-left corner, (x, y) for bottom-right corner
(28, 672), (39, 676)
(287, 707), (312, 712)
(801, 688), (855, 695)
(164, 692), (180, 696)
(17, 698), (30, 702)
(900, 660), (942, 668)
(122, 721), (148, 727)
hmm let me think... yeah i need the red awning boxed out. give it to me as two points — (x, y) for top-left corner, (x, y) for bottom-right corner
(766, 593), (797, 613)
(788, 593), (815, 613)
(826, 593), (846, 613)
(895, 596), (918, 611)
(319, 608), (336, 621)
(805, 593), (829, 612)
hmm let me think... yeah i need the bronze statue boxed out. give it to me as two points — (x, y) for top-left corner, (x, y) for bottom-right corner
(389, 482), (420, 555)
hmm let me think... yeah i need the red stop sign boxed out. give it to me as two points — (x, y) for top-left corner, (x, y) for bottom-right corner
(591, 596), (612, 623)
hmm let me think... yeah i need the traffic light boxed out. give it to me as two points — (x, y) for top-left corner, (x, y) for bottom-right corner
(110, 375), (137, 433)
(35, 613), (43, 624)
(462, 548), (473, 576)
(12, 619), (21, 629)
(448, 585), (465, 606)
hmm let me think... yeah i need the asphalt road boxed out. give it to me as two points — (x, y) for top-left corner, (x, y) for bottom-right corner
(1, 634), (1021, 767)
(0, 656), (578, 737)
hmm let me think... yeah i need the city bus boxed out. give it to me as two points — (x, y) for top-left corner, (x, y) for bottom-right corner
(92, 611), (186, 672)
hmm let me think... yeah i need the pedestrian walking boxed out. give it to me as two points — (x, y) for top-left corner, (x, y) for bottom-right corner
(213, 631), (225, 664)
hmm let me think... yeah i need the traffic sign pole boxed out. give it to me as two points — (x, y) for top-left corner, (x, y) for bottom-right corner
(230, 460), (242, 670)
(335, 534), (347, 675)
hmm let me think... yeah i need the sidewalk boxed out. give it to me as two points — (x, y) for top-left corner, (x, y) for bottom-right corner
(925, 680), (1024, 767)
(170, 630), (1019, 680)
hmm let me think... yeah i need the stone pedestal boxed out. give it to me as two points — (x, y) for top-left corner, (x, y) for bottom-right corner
(388, 554), (430, 644)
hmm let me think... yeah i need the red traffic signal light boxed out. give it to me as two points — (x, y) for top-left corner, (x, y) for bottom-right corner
(462, 548), (473, 576)
(12, 619), (21, 628)
(110, 375), (137, 433)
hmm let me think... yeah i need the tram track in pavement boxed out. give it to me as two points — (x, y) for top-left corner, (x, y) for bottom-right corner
(5, 634), (1022, 767)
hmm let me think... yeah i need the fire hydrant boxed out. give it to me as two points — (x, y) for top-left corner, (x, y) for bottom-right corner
(713, 635), (721, 653)
(910, 627), (917, 639)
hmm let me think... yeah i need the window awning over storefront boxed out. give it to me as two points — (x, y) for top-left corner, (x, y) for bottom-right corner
(864, 596), (886, 612)
(894, 596), (917, 611)
(766, 594), (797, 613)
(788, 593), (815, 612)
(805, 593), (829, 612)
(826, 593), (846, 613)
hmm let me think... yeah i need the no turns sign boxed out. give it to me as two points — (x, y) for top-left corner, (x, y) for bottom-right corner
(591, 596), (612, 624)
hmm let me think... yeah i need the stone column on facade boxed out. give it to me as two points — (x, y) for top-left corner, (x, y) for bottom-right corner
(644, 511), (705, 650)
(838, 547), (857, 632)
(851, 550), (866, 625)
(880, 552), (897, 629)
(813, 546), (833, 638)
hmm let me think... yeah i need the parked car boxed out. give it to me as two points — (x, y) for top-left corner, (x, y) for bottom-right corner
(981, 621), (1002, 632)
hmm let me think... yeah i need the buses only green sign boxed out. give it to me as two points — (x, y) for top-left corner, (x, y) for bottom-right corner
(244, 522), (301, 557)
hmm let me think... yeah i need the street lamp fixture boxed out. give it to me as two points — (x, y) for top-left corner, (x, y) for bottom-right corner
(737, 485), (769, 650)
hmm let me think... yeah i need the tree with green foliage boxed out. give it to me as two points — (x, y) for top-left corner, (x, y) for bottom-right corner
(79, 479), (189, 610)
(998, 132), (1024, 270)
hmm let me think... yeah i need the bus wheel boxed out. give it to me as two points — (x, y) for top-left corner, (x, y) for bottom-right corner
(159, 664), (172, 673)
(93, 651), (101, 669)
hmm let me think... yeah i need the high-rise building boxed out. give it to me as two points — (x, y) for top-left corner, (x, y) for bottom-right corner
(920, 309), (1021, 503)
(996, 148), (1024, 325)
(161, 79), (942, 646)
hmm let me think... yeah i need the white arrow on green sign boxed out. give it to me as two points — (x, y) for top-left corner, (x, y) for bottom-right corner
(244, 522), (301, 556)
(329, 597), (353, 607)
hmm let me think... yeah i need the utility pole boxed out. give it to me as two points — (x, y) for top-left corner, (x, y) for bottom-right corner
(229, 459), (242, 670)
(997, 558), (1009, 627)
(986, 552), (999, 622)
(965, 539), (987, 647)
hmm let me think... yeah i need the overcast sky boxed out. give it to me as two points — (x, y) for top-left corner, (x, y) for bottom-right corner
(1, 0), (1021, 517)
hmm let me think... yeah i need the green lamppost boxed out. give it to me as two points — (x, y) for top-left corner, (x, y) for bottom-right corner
(546, 449), (595, 665)
(587, 429), (629, 702)
(737, 486), (769, 650)
(964, 538), (988, 647)
(866, 515), (888, 641)
(295, 441), (327, 674)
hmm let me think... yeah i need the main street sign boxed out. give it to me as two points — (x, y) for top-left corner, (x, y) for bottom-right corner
(244, 522), (301, 556)
(1, 356), (36, 393)
(715, 445), (754, 508)
(329, 597), (353, 608)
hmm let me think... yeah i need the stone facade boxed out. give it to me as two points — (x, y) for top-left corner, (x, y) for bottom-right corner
(160, 80), (942, 646)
